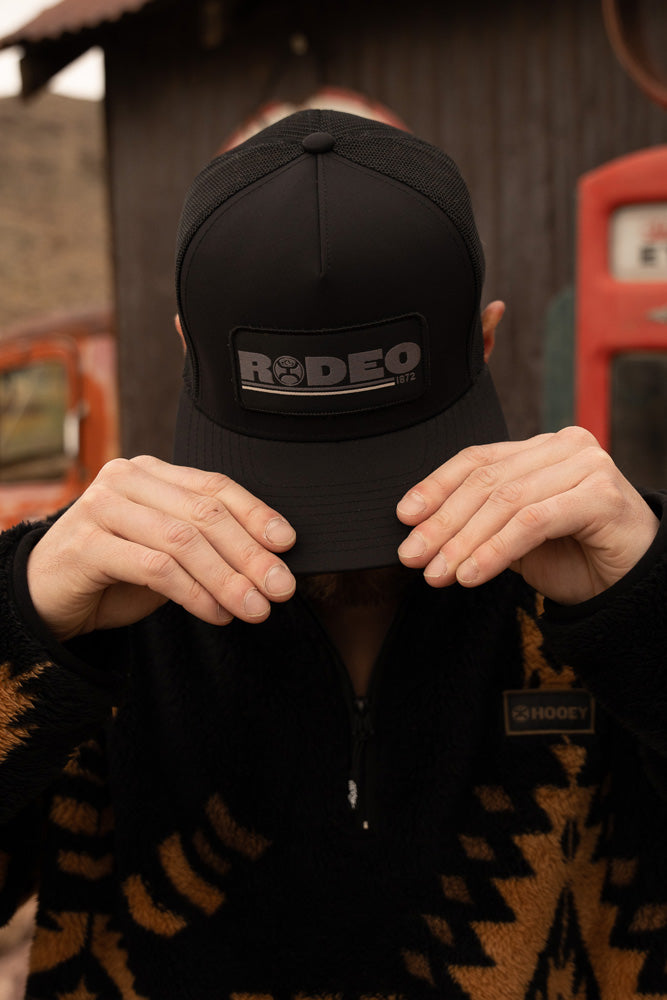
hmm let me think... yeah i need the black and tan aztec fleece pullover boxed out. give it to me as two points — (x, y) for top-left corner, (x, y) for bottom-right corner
(0, 493), (666, 1000)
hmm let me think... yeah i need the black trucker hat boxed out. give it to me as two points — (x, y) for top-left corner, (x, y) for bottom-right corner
(174, 109), (508, 574)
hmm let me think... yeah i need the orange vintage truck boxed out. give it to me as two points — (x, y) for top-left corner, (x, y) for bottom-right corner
(0, 307), (118, 529)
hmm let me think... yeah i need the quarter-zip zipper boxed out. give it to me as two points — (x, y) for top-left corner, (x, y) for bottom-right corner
(348, 695), (374, 829)
(333, 650), (382, 832)
(295, 587), (415, 834)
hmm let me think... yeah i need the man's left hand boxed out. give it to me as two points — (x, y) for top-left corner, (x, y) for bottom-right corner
(396, 427), (660, 605)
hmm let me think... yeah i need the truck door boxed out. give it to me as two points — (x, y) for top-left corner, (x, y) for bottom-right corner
(0, 335), (84, 524)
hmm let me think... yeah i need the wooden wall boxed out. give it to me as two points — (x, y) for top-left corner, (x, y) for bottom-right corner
(104, 0), (667, 460)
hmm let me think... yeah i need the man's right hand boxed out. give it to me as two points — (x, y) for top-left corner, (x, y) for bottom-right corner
(26, 456), (297, 642)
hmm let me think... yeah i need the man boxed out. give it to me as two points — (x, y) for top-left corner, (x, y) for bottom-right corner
(1, 110), (665, 999)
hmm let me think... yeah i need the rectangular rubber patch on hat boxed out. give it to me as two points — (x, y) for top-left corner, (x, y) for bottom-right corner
(231, 314), (427, 415)
(503, 689), (595, 735)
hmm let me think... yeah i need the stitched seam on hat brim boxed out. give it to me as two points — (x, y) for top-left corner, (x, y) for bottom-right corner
(179, 387), (445, 492)
(236, 375), (503, 496)
(236, 409), (437, 495)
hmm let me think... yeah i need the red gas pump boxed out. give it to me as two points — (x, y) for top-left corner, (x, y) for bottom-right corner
(575, 146), (667, 487)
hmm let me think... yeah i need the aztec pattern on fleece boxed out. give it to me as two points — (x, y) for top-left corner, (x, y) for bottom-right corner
(0, 508), (666, 999)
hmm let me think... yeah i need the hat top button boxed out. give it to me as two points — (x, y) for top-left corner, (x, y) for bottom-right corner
(302, 131), (335, 154)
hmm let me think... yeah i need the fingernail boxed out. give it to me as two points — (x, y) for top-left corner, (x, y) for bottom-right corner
(265, 517), (296, 546)
(424, 553), (448, 580)
(397, 492), (426, 517)
(265, 564), (295, 598)
(217, 604), (233, 624)
(398, 532), (426, 560)
(457, 557), (479, 584)
(244, 589), (270, 617)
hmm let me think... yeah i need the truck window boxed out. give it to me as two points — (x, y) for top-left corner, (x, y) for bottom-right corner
(0, 361), (71, 482)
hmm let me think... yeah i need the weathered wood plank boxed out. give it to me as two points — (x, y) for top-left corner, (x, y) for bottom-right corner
(104, 0), (667, 459)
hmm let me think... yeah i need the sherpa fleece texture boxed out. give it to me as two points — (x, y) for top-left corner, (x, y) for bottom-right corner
(0, 496), (666, 1000)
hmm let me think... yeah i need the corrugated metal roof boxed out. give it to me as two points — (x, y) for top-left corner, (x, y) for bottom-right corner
(0, 0), (160, 49)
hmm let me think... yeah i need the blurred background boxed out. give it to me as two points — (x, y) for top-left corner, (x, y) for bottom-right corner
(0, 2), (108, 327)
(0, 0), (666, 994)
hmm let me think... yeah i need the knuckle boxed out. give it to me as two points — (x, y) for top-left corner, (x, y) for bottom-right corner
(129, 454), (156, 469)
(245, 499), (271, 525)
(163, 519), (199, 550)
(460, 443), (491, 467)
(490, 480), (523, 507)
(558, 425), (598, 450)
(486, 532), (511, 560)
(190, 495), (227, 527)
(467, 463), (500, 491)
(428, 465), (450, 490)
(516, 504), (545, 532)
(77, 481), (101, 510)
(140, 549), (175, 581)
(97, 457), (133, 483)
(583, 445), (613, 474)
(588, 462), (627, 508)
(429, 506), (452, 533)
(212, 565), (241, 598)
(78, 481), (114, 516)
(237, 539), (265, 571)
(185, 576), (205, 604)
(199, 472), (233, 497)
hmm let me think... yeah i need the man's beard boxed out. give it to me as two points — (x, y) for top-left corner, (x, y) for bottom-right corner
(296, 564), (414, 609)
